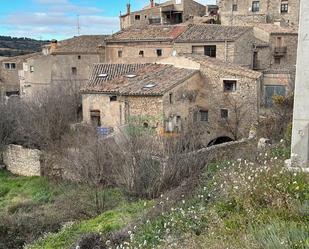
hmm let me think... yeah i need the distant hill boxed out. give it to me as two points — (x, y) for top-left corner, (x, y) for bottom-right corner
(0, 36), (50, 57)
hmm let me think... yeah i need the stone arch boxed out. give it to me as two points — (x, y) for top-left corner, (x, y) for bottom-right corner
(207, 136), (234, 147)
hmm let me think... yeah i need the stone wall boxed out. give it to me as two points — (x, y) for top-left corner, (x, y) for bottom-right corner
(2, 144), (42, 176)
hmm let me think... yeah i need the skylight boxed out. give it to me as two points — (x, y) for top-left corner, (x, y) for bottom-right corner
(98, 73), (108, 78)
(125, 74), (137, 78)
(143, 83), (156, 89)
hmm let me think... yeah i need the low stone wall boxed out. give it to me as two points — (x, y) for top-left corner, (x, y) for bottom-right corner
(2, 144), (42, 176)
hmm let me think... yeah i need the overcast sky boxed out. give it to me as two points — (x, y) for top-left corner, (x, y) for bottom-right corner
(0, 0), (216, 40)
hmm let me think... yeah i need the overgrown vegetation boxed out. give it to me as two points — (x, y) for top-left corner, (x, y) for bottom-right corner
(114, 144), (309, 249)
(0, 170), (132, 249)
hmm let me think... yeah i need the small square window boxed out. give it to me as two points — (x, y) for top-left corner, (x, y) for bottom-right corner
(156, 49), (162, 57)
(11, 63), (16, 69)
(223, 80), (237, 92)
(78, 55), (81, 60)
(274, 58), (281, 64)
(4, 63), (10, 69)
(135, 15), (140, 20)
(281, 3), (288, 13)
(221, 109), (229, 119)
(204, 45), (216, 57)
(72, 67), (77, 75)
(200, 110), (208, 122)
(110, 95), (117, 102)
(118, 50), (123, 58)
(139, 50), (144, 57)
(232, 4), (238, 11)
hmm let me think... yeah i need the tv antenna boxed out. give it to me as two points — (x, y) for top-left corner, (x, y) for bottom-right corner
(77, 14), (81, 35)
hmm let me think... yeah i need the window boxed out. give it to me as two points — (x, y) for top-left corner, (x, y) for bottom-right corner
(252, 1), (260, 12)
(281, 3), (288, 13)
(145, 15), (147, 19)
(204, 45), (216, 57)
(232, 4), (238, 11)
(276, 37), (283, 47)
(139, 50), (144, 57)
(78, 55), (81, 60)
(30, 66), (34, 73)
(135, 15), (140, 20)
(4, 63), (16, 70)
(109, 96), (117, 102)
(118, 50), (122, 58)
(156, 49), (162, 57)
(169, 93), (173, 104)
(90, 110), (101, 127)
(264, 85), (286, 107)
(274, 57), (281, 64)
(223, 80), (237, 92)
(200, 110), (209, 122)
(71, 67), (77, 75)
(221, 109), (229, 119)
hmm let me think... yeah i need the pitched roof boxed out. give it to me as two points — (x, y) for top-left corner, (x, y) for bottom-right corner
(1, 52), (40, 62)
(180, 53), (262, 79)
(176, 24), (252, 42)
(106, 25), (188, 42)
(46, 35), (108, 54)
(88, 63), (149, 86)
(82, 64), (198, 96)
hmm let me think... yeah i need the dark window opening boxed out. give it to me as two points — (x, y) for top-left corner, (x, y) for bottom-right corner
(204, 45), (216, 57)
(71, 67), (77, 75)
(118, 50), (122, 58)
(90, 110), (101, 127)
(264, 85), (286, 107)
(281, 3), (288, 13)
(135, 15), (140, 20)
(143, 122), (149, 128)
(139, 50), (144, 57)
(232, 4), (238, 11)
(275, 57), (281, 64)
(110, 96), (117, 102)
(252, 1), (260, 12)
(221, 109), (229, 119)
(223, 80), (237, 92)
(169, 93), (173, 104)
(4, 63), (16, 70)
(200, 110), (209, 122)
(156, 49), (162, 57)
(145, 15), (147, 19)
(78, 55), (81, 60)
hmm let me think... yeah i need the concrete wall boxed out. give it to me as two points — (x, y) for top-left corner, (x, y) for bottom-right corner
(105, 42), (174, 64)
(3, 144), (41, 176)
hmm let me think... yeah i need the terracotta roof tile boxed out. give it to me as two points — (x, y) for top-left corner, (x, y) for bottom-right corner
(106, 25), (188, 42)
(82, 64), (198, 95)
(176, 24), (252, 42)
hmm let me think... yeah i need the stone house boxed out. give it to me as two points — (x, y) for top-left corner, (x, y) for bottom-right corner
(81, 54), (262, 146)
(104, 25), (188, 64)
(253, 23), (298, 107)
(20, 35), (107, 99)
(174, 24), (255, 68)
(0, 53), (38, 101)
(120, 0), (206, 30)
(218, 0), (300, 26)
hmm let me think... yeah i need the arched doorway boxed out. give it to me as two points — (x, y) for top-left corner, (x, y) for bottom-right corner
(207, 136), (234, 147)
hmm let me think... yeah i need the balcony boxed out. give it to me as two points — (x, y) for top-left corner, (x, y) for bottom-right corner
(274, 46), (287, 57)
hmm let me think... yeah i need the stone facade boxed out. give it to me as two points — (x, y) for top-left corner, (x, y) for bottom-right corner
(20, 36), (106, 99)
(219, 0), (300, 26)
(2, 144), (42, 176)
(120, 0), (206, 30)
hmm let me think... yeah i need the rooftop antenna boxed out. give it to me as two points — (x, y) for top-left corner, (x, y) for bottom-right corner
(77, 14), (81, 35)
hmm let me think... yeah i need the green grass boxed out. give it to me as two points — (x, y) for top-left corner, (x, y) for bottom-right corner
(0, 170), (54, 213)
(28, 201), (151, 249)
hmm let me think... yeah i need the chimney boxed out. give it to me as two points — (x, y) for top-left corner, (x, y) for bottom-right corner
(150, 0), (154, 8)
(50, 39), (58, 53)
(127, 3), (131, 14)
